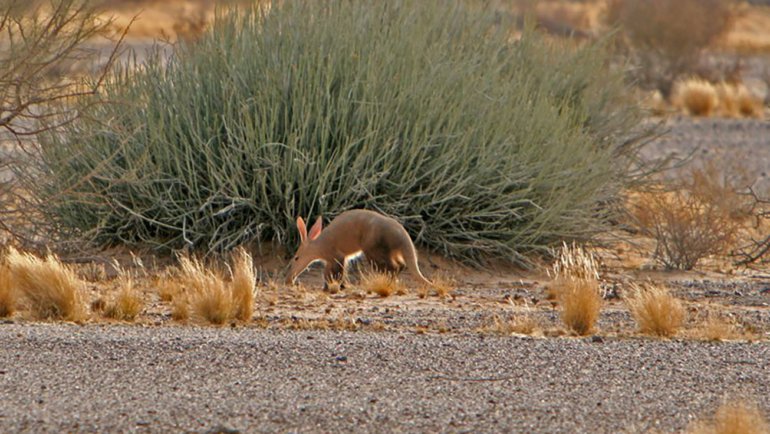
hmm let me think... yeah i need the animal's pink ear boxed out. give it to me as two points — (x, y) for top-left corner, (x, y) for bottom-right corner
(296, 217), (307, 243)
(308, 216), (323, 241)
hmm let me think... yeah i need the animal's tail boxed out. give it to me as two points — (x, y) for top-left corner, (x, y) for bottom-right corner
(403, 239), (432, 287)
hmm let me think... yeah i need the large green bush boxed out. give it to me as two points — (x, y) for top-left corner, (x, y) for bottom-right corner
(31, 0), (647, 264)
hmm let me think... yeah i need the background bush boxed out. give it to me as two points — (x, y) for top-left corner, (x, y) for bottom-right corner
(606, 0), (736, 96)
(28, 0), (647, 265)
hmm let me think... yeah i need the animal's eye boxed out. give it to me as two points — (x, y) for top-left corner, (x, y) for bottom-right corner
(294, 256), (299, 261)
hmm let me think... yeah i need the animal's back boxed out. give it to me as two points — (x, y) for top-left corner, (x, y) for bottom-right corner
(322, 210), (407, 252)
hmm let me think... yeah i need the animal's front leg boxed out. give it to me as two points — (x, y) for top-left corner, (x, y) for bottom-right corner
(323, 258), (346, 291)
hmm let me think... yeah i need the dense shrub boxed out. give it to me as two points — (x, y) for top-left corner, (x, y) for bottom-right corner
(29, 0), (647, 264)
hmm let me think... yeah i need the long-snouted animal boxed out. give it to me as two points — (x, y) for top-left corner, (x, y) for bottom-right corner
(285, 209), (432, 289)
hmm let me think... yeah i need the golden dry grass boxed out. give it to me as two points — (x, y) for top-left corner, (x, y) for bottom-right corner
(104, 277), (143, 321)
(430, 273), (455, 298)
(480, 314), (540, 336)
(716, 82), (765, 118)
(551, 242), (600, 282)
(0, 264), (15, 317)
(625, 283), (684, 338)
(688, 399), (770, 434)
(230, 247), (256, 321)
(672, 78), (719, 117)
(6, 247), (87, 321)
(549, 243), (602, 336)
(688, 311), (758, 342)
(170, 289), (190, 321)
(554, 277), (602, 336)
(358, 269), (403, 298)
(179, 256), (233, 325)
(173, 252), (256, 325)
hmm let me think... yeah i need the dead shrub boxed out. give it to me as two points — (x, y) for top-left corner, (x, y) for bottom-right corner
(0, 264), (15, 317)
(631, 164), (753, 270)
(549, 243), (602, 336)
(6, 247), (86, 321)
(625, 283), (684, 338)
(606, 0), (736, 95)
(688, 399), (769, 434)
(104, 276), (143, 321)
(672, 78), (719, 116)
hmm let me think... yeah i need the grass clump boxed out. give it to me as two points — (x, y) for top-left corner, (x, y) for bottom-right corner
(625, 283), (684, 338)
(688, 399), (769, 434)
(359, 270), (404, 298)
(480, 314), (540, 336)
(31, 0), (647, 266)
(230, 247), (256, 321)
(549, 243), (602, 336)
(672, 78), (719, 117)
(174, 250), (256, 325)
(5, 247), (86, 321)
(104, 277), (143, 321)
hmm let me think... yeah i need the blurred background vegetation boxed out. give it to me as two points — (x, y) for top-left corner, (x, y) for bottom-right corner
(1, 0), (768, 267)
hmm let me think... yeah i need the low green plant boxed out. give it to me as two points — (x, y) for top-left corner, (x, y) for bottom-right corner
(30, 0), (648, 265)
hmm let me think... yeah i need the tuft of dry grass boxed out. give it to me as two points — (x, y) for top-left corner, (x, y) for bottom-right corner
(230, 247), (256, 321)
(179, 256), (233, 325)
(480, 313), (540, 336)
(173, 252), (256, 325)
(554, 277), (602, 336)
(430, 273), (456, 298)
(551, 242), (600, 282)
(549, 243), (602, 336)
(171, 290), (190, 321)
(625, 283), (684, 338)
(689, 311), (758, 342)
(104, 276), (143, 321)
(716, 82), (765, 118)
(672, 78), (719, 116)
(0, 264), (15, 317)
(359, 269), (404, 298)
(6, 247), (87, 321)
(688, 399), (769, 434)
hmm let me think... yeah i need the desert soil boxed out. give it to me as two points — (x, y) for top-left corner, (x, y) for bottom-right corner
(1, 117), (770, 433)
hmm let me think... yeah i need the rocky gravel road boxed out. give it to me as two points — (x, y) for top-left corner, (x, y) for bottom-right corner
(1, 324), (768, 433)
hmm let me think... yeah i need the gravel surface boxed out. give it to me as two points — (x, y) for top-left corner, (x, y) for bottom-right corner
(1, 324), (768, 433)
(641, 117), (770, 194)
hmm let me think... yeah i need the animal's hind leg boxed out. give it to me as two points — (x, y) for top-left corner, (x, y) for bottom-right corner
(389, 252), (406, 274)
(323, 258), (346, 291)
(364, 249), (397, 274)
